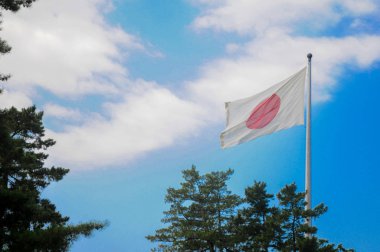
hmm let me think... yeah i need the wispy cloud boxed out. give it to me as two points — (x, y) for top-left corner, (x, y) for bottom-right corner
(44, 103), (82, 120)
(47, 81), (206, 169)
(191, 0), (378, 35)
(186, 0), (380, 106)
(187, 33), (380, 109)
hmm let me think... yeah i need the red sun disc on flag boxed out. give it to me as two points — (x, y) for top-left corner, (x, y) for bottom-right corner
(246, 94), (281, 129)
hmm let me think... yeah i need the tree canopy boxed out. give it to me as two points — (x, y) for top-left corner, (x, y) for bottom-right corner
(0, 106), (107, 251)
(148, 166), (353, 252)
(0, 0), (36, 12)
(147, 166), (241, 251)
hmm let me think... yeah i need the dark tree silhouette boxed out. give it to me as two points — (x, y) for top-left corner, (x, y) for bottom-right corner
(148, 166), (354, 252)
(0, 107), (107, 251)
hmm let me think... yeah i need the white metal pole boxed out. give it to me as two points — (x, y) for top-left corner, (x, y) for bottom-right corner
(305, 53), (312, 228)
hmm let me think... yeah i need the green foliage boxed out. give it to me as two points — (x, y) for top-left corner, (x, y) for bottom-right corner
(0, 2), (106, 250)
(297, 237), (354, 252)
(0, 106), (107, 251)
(0, 19), (11, 82)
(233, 181), (282, 251)
(147, 166), (241, 252)
(277, 183), (327, 251)
(148, 166), (353, 252)
(0, 0), (37, 12)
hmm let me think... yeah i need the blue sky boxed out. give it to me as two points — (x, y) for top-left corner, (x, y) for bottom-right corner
(1, 0), (380, 251)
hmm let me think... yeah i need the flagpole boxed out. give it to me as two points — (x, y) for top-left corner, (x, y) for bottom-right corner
(305, 53), (312, 228)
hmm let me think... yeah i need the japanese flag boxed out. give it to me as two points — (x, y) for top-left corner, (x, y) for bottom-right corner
(221, 67), (306, 148)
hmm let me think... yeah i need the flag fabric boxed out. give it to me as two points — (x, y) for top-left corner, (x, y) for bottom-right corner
(221, 67), (307, 148)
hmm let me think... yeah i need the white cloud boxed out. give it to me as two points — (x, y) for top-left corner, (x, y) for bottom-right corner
(191, 0), (378, 35)
(341, 0), (377, 15)
(0, 0), (143, 97)
(0, 89), (33, 109)
(47, 81), (207, 169)
(187, 33), (380, 113)
(44, 103), (82, 120)
(186, 0), (380, 109)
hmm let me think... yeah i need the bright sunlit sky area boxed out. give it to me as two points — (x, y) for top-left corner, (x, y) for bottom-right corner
(1, 0), (380, 251)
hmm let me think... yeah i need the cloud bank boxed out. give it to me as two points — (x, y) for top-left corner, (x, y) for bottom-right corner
(0, 0), (142, 96)
(0, 0), (379, 169)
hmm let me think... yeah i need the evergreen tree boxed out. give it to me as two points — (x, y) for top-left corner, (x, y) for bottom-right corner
(0, 21), (11, 82)
(0, 0), (36, 12)
(0, 106), (106, 251)
(147, 166), (241, 252)
(0, 2), (106, 250)
(149, 168), (354, 252)
(276, 183), (327, 252)
(297, 237), (354, 252)
(234, 181), (282, 251)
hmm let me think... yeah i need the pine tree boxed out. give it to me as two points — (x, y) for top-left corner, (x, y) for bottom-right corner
(0, 0), (36, 12)
(234, 181), (282, 251)
(0, 17), (11, 82)
(149, 169), (354, 252)
(297, 237), (354, 252)
(277, 183), (327, 252)
(147, 166), (241, 252)
(0, 2), (106, 250)
(0, 106), (106, 251)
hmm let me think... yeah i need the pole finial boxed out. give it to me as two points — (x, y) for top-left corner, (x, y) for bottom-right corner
(307, 53), (312, 61)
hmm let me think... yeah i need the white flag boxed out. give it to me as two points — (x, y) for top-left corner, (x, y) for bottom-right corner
(221, 67), (306, 148)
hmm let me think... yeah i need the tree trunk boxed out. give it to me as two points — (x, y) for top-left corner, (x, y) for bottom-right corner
(292, 217), (296, 252)
(208, 241), (215, 252)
